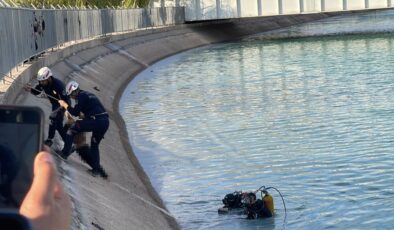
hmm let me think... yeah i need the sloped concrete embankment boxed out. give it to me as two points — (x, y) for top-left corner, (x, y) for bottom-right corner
(3, 12), (347, 229)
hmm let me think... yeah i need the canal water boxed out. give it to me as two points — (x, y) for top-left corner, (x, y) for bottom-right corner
(120, 13), (394, 230)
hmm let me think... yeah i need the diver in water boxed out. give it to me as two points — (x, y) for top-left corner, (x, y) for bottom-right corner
(219, 190), (275, 219)
(244, 192), (273, 219)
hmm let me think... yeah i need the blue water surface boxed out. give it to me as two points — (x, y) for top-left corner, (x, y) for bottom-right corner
(120, 31), (394, 229)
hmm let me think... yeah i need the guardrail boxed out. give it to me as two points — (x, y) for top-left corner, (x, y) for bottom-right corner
(0, 6), (185, 80)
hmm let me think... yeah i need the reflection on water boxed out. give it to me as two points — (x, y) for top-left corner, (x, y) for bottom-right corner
(249, 9), (394, 39)
(120, 33), (394, 229)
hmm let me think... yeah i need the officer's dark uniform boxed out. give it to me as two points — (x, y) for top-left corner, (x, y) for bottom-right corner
(61, 90), (109, 175)
(30, 77), (70, 143)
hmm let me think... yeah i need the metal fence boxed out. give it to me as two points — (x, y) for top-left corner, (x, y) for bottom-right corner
(2, 0), (394, 79)
(0, 7), (185, 80)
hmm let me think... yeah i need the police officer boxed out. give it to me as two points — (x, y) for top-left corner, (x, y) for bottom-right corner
(24, 67), (70, 147)
(58, 80), (108, 178)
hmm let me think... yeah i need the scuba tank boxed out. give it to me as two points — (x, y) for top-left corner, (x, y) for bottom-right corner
(263, 191), (274, 216)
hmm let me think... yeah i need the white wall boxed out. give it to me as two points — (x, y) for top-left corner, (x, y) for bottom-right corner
(369, 0), (388, 8)
(261, 0), (280, 15)
(303, 0), (322, 12)
(155, 0), (394, 21)
(347, 0), (366, 10)
(282, 0), (301, 14)
(240, 1), (258, 17)
(218, 0), (238, 18)
(200, 0), (217, 19)
(324, 0), (343, 11)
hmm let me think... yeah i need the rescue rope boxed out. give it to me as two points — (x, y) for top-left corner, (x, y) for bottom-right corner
(111, 182), (176, 218)
(2, 77), (60, 101)
(3, 76), (107, 121)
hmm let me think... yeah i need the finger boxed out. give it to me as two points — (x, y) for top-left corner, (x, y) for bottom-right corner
(29, 151), (58, 205)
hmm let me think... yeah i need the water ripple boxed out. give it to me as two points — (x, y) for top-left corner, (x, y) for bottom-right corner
(120, 20), (394, 230)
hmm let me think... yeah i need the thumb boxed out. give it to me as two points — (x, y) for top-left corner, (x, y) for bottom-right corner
(29, 151), (58, 205)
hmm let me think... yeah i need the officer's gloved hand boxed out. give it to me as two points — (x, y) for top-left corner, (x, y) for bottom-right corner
(23, 83), (32, 92)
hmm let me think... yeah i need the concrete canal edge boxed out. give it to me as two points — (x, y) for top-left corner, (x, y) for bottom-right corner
(3, 11), (357, 229)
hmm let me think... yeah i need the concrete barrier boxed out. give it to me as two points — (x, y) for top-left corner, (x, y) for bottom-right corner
(2, 11), (354, 229)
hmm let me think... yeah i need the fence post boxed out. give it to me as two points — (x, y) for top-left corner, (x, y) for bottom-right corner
(216, 0), (220, 18)
(257, 0), (262, 16)
(365, 0), (369, 8)
(278, 0), (283, 14)
(196, 0), (201, 20)
(321, 0), (325, 11)
(300, 0), (304, 13)
(343, 0), (347, 10)
(236, 0), (241, 17)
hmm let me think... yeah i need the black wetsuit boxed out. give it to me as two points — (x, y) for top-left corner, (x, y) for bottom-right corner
(246, 199), (273, 219)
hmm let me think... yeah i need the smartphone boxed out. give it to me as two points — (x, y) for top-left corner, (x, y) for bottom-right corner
(0, 105), (44, 209)
(0, 210), (32, 229)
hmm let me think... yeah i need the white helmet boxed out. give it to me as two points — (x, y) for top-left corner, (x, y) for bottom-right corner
(37, 67), (52, 81)
(65, 80), (79, 96)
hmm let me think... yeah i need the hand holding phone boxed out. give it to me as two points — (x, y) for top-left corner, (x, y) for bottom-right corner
(0, 105), (44, 208)
(20, 151), (71, 230)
